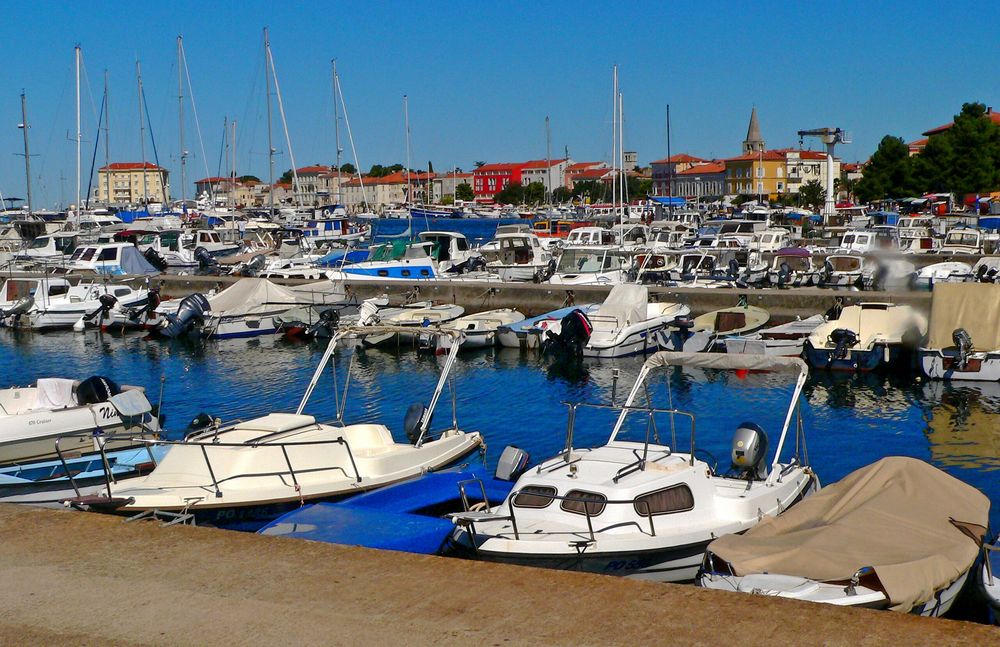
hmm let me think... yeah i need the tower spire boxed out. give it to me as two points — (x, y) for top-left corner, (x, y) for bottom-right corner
(743, 106), (764, 154)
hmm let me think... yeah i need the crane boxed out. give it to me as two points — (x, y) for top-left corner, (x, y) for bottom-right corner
(797, 127), (850, 222)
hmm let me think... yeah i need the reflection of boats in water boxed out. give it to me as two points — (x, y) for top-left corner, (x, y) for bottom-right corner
(919, 380), (1000, 471)
(802, 372), (914, 417)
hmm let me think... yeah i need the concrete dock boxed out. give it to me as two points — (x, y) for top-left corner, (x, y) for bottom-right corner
(0, 505), (995, 646)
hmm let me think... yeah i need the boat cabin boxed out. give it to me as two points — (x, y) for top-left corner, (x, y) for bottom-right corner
(532, 220), (592, 238)
(17, 232), (79, 260)
(565, 227), (615, 246)
(496, 233), (545, 265)
(941, 228), (983, 254)
(0, 277), (71, 305)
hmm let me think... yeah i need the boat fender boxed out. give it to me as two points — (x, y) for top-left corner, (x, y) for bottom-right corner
(404, 402), (429, 444)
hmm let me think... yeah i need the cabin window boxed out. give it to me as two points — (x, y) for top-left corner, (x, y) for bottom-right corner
(377, 270), (389, 277)
(634, 484), (694, 516)
(97, 248), (117, 261)
(560, 490), (607, 516)
(48, 284), (69, 297)
(512, 485), (556, 509)
(401, 270), (411, 277)
(419, 269), (430, 276)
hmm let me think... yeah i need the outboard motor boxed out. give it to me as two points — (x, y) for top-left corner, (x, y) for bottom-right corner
(306, 308), (340, 338)
(988, 267), (1000, 283)
(495, 445), (530, 481)
(726, 258), (740, 280)
(541, 308), (593, 360)
(126, 288), (161, 324)
(84, 293), (119, 324)
(0, 295), (34, 326)
(976, 264), (989, 282)
(534, 258), (557, 283)
(76, 375), (120, 405)
(403, 402), (430, 445)
(159, 292), (211, 338)
(776, 261), (791, 287)
(143, 247), (169, 271)
(825, 297), (844, 321)
(357, 300), (381, 326)
(828, 328), (860, 360)
(729, 422), (768, 481)
(195, 246), (218, 271)
(953, 327), (973, 369)
(819, 260), (834, 286)
(241, 254), (267, 277)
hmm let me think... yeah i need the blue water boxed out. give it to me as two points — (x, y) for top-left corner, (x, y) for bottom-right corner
(1, 328), (997, 533)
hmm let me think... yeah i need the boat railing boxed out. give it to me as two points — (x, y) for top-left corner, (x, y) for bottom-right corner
(559, 401), (696, 479)
(456, 489), (657, 544)
(985, 542), (999, 587)
(53, 430), (160, 499)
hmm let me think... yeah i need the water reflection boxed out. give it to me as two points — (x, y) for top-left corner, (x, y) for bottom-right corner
(919, 381), (1000, 472)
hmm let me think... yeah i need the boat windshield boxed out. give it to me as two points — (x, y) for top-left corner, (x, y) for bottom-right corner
(946, 232), (979, 246)
(557, 249), (620, 273)
(27, 237), (50, 249)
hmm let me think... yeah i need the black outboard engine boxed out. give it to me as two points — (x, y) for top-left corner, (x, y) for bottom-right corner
(306, 308), (341, 338)
(729, 422), (768, 481)
(159, 293), (211, 338)
(952, 327), (973, 369)
(776, 261), (791, 287)
(541, 308), (593, 360)
(84, 293), (119, 324)
(828, 328), (860, 360)
(825, 297), (844, 321)
(195, 246), (218, 271)
(143, 247), (169, 271)
(76, 375), (120, 405)
(819, 259), (834, 286)
(534, 258), (557, 283)
(240, 254), (267, 277)
(726, 258), (740, 280)
(126, 288), (161, 324)
(403, 402), (430, 445)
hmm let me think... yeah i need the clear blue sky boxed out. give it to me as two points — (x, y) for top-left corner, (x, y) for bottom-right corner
(2, 1), (997, 207)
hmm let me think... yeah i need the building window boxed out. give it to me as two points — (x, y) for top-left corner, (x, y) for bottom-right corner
(756, 167), (764, 178)
(776, 168), (783, 178)
(777, 182), (784, 191)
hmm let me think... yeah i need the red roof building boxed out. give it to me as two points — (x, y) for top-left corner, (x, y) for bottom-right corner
(99, 162), (164, 171)
(473, 163), (526, 201)
(651, 153), (709, 196)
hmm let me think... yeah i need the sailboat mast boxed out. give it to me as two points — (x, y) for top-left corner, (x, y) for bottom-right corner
(103, 69), (110, 172)
(545, 115), (551, 206)
(136, 59), (148, 206)
(619, 90), (625, 229)
(332, 59), (343, 205)
(264, 27), (275, 216)
(265, 35), (302, 209)
(19, 92), (33, 215)
(611, 65), (618, 214)
(177, 36), (187, 206)
(666, 104), (673, 216)
(75, 45), (81, 218)
(231, 120), (237, 209)
(404, 94), (411, 204)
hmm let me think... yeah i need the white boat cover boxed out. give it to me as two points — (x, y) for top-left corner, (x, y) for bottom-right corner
(34, 378), (77, 409)
(708, 456), (990, 612)
(596, 284), (647, 327)
(643, 351), (807, 377)
(926, 282), (1000, 351)
(207, 278), (305, 317)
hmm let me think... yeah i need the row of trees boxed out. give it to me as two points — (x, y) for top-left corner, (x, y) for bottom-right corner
(856, 102), (1000, 203)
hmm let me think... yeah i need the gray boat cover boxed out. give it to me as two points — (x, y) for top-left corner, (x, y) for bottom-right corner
(207, 278), (306, 317)
(708, 456), (989, 612)
(643, 351), (807, 377)
(926, 282), (1000, 351)
(120, 245), (159, 275)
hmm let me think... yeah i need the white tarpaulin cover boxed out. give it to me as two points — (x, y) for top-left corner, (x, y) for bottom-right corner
(643, 351), (807, 377)
(708, 456), (989, 612)
(596, 284), (647, 328)
(207, 278), (306, 317)
(926, 282), (1000, 351)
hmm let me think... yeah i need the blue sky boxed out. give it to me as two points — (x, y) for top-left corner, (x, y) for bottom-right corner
(2, 1), (997, 207)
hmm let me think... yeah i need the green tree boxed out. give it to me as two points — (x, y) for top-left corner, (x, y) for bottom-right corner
(798, 180), (826, 212)
(914, 102), (1000, 194)
(440, 195), (455, 206)
(339, 163), (356, 174)
(237, 175), (260, 184)
(524, 181), (546, 205)
(455, 183), (474, 201)
(473, 160), (486, 168)
(573, 180), (608, 203)
(494, 182), (525, 205)
(552, 186), (572, 203)
(854, 136), (914, 203)
(834, 176), (857, 203)
(278, 169), (294, 184)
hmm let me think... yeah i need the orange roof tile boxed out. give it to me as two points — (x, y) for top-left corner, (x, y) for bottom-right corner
(676, 162), (725, 175)
(650, 153), (706, 165)
(100, 162), (164, 171)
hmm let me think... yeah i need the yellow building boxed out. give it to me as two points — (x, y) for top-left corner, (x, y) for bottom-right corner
(98, 162), (169, 205)
(724, 150), (787, 198)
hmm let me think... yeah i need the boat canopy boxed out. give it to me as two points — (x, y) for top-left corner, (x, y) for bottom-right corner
(774, 247), (810, 257)
(641, 350), (807, 378)
(595, 284), (647, 328)
(926, 282), (1000, 351)
(707, 456), (989, 612)
(120, 245), (160, 275)
(208, 278), (305, 317)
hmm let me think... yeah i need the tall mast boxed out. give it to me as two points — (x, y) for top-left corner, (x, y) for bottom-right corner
(618, 90), (625, 229)
(136, 59), (148, 205)
(177, 36), (187, 206)
(265, 33), (301, 208)
(19, 92), (33, 215)
(103, 69), (110, 171)
(332, 59), (343, 205)
(611, 65), (618, 213)
(666, 104), (673, 215)
(545, 115), (551, 206)
(264, 27), (275, 216)
(231, 119), (237, 210)
(75, 45), (81, 218)
(404, 94), (412, 204)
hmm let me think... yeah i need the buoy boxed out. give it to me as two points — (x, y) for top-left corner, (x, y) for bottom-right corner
(72, 318), (86, 332)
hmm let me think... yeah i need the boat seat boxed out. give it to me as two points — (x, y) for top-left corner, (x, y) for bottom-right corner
(715, 311), (746, 333)
(339, 424), (396, 452)
(234, 413), (317, 434)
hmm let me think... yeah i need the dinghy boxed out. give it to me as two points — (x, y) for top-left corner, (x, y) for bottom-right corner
(919, 283), (1000, 381)
(699, 457), (989, 617)
(361, 303), (465, 346)
(805, 302), (927, 372)
(583, 284), (689, 358)
(69, 326), (485, 529)
(659, 301), (770, 353)
(449, 352), (818, 583)
(0, 377), (160, 465)
(430, 308), (526, 351)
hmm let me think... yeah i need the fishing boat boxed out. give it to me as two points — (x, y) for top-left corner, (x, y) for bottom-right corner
(583, 285), (689, 358)
(659, 301), (770, 353)
(724, 314), (826, 357)
(449, 352), (818, 583)
(0, 276), (72, 327)
(766, 248), (816, 287)
(429, 308), (526, 351)
(816, 253), (867, 288)
(486, 232), (554, 282)
(496, 304), (600, 350)
(547, 246), (630, 285)
(805, 302), (927, 372)
(919, 283), (1000, 381)
(699, 456), (989, 617)
(0, 377), (160, 465)
(68, 326), (485, 529)
(11, 280), (152, 331)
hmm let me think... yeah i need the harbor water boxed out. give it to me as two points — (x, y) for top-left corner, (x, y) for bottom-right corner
(1, 327), (997, 533)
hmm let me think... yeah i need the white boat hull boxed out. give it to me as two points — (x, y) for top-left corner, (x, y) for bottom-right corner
(919, 348), (1000, 381)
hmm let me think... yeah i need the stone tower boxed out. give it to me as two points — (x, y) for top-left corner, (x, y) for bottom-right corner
(743, 107), (765, 154)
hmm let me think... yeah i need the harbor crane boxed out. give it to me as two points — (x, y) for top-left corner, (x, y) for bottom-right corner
(797, 127), (850, 222)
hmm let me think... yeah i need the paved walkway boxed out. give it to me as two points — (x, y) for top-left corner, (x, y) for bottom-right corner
(0, 505), (995, 646)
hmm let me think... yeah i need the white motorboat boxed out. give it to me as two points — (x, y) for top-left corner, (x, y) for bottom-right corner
(919, 282), (1000, 381)
(805, 302), (927, 372)
(0, 377), (160, 465)
(766, 248), (816, 287)
(816, 253), (867, 288)
(431, 308), (526, 351)
(864, 258), (916, 291)
(660, 302), (770, 353)
(496, 304), (600, 350)
(0, 276), (72, 327)
(547, 246), (630, 285)
(699, 456), (990, 617)
(449, 352), (818, 583)
(583, 285), (689, 358)
(136, 229), (239, 267)
(486, 232), (554, 282)
(937, 227), (984, 255)
(72, 326), (484, 529)
(64, 242), (160, 276)
(724, 314), (826, 357)
(913, 261), (973, 290)
(12, 280), (152, 331)
(361, 302), (465, 346)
